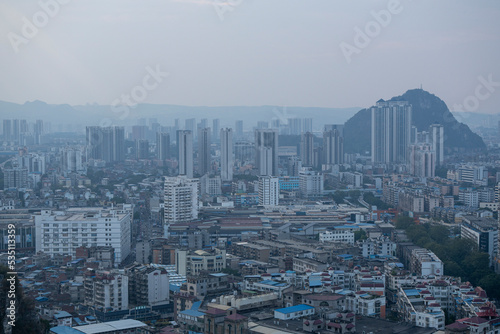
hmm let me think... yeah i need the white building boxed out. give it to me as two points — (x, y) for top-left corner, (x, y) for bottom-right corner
(409, 144), (435, 178)
(461, 215), (498, 267)
(35, 206), (132, 263)
(319, 229), (354, 245)
(164, 176), (199, 237)
(429, 124), (444, 165)
(299, 167), (324, 196)
(175, 249), (226, 276)
(255, 129), (278, 176)
(258, 176), (279, 207)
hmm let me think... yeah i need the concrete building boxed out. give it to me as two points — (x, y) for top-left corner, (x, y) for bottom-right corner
(220, 128), (233, 181)
(86, 126), (125, 163)
(461, 215), (498, 266)
(429, 124), (444, 165)
(156, 132), (170, 161)
(178, 130), (194, 178)
(274, 304), (315, 320)
(371, 100), (412, 164)
(323, 127), (344, 165)
(255, 129), (278, 176)
(125, 264), (169, 307)
(175, 248), (226, 276)
(163, 176), (199, 237)
(35, 206), (132, 263)
(135, 139), (149, 159)
(84, 269), (129, 311)
(197, 127), (211, 176)
(299, 167), (324, 196)
(258, 176), (279, 207)
(409, 144), (435, 178)
(319, 230), (354, 245)
(3, 166), (28, 190)
(300, 132), (315, 166)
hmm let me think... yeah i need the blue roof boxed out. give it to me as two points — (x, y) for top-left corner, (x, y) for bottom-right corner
(54, 311), (72, 319)
(210, 273), (228, 277)
(180, 309), (205, 317)
(35, 297), (48, 302)
(50, 327), (83, 334)
(404, 289), (420, 297)
(170, 284), (181, 292)
(275, 304), (314, 314)
(191, 301), (202, 311)
(338, 254), (353, 259)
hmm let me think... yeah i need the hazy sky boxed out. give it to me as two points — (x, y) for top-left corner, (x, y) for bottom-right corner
(1, 0), (499, 113)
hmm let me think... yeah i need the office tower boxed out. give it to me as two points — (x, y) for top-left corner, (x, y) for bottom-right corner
(323, 129), (344, 165)
(288, 118), (302, 135)
(178, 130), (193, 178)
(156, 132), (170, 161)
(234, 141), (254, 163)
(303, 118), (313, 133)
(429, 124), (444, 165)
(35, 206), (132, 263)
(255, 129), (278, 176)
(257, 121), (269, 129)
(235, 120), (243, 138)
(62, 148), (84, 172)
(136, 139), (149, 159)
(163, 176), (199, 237)
(86, 126), (124, 163)
(220, 128), (233, 181)
(371, 100), (412, 164)
(197, 127), (211, 176)
(409, 144), (436, 178)
(300, 132), (315, 166)
(212, 119), (220, 141)
(2, 120), (11, 141)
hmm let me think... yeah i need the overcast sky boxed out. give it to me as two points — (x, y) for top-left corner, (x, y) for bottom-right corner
(1, 0), (499, 113)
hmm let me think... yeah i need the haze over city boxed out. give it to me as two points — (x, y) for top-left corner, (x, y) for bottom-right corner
(1, 2), (500, 334)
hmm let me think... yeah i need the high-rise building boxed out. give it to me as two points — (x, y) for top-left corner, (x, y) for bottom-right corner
(409, 144), (436, 178)
(126, 264), (170, 307)
(234, 141), (254, 163)
(86, 126), (125, 163)
(185, 118), (196, 134)
(258, 176), (279, 207)
(429, 124), (444, 165)
(163, 176), (199, 237)
(323, 128), (344, 165)
(156, 132), (170, 161)
(3, 166), (28, 190)
(288, 118), (302, 135)
(303, 118), (313, 133)
(131, 125), (147, 140)
(135, 139), (149, 159)
(220, 128), (233, 181)
(235, 120), (243, 138)
(300, 132), (315, 166)
(371, 100), (412, 164)
(255, 129), (278, 176)
(197, 127), (211, 176)
(212, 119), (220, 141)
(178, 130), (193, 178)
(61, 148), (84, 173)
(2, 120), (12, 141)
(257, 121), (269, 129)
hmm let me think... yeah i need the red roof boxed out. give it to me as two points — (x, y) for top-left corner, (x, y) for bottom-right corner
(313, 320), (323, 325)
(346, 323), (355, 329)
(329, 323), (341, 328)
(226, 313), (247, 321)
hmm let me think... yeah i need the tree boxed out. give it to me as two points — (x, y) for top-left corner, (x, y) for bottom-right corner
(354, 230), (367, 241)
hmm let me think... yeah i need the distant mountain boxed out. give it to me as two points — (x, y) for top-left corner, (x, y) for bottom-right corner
(0, 100), (360, 130)
(344, 89), (486, 154)
(451, 111), (500, 129)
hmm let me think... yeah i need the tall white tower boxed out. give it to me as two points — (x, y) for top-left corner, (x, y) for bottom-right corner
(220, 128), (233, 181)
(163, 176), (199, 237)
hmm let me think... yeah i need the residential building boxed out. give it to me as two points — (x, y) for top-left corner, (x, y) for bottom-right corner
(220, 128), (233, 181)
(258, 176), (279, 206)
(255, 129), (278, 176)
(163, 176), (199, 237)
(178, 130), (194, 178)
